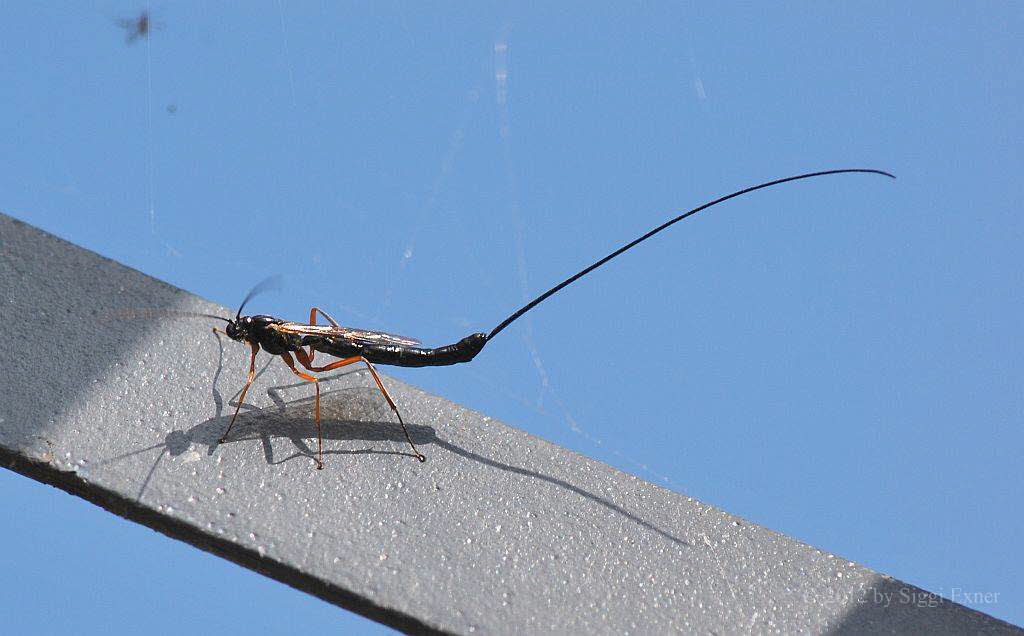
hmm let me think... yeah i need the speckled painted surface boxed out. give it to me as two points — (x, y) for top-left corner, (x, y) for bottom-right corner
(1, 213), (1018, 634)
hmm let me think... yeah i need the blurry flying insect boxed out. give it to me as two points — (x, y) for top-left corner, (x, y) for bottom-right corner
(214, 168), (894, 469)
(116, 10), (150, 44)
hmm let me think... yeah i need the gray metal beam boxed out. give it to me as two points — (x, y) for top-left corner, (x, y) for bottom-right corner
(1, 212), (1018, 634)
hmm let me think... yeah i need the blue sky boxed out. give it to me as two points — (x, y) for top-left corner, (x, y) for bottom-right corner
(2, 2), (1021, 632)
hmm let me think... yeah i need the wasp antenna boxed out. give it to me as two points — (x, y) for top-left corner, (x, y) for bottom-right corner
(235, 275), (284, 319)
(106, 308), (231, 322)
(487, 168), (895, 341)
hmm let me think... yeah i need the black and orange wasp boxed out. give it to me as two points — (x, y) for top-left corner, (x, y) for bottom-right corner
(213, 169), (894, 469)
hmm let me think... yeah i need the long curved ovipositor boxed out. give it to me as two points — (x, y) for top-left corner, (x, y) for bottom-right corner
(218, 167), (895, 468)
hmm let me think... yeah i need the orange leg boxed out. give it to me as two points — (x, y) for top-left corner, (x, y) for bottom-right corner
(303, 306), (342, 365)
(277, 351), (325, 470)
(294, 349), (426, 462)
(219, 342), (260, 444)
(308, 306), (341, 328)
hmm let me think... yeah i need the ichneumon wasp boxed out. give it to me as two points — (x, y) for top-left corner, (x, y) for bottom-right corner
(213, 168), (894, 469)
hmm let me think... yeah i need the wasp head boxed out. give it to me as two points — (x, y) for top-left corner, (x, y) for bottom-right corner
(224, 316), (252, 342)
(224, 277), (283, 344)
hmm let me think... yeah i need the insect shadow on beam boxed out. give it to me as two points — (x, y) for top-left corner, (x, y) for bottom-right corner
(213, 168), (895, 469)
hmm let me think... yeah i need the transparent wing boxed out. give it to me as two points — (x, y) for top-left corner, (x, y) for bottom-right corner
(275, 322), (421, 347)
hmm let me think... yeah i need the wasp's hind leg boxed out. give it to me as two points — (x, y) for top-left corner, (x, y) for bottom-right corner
(294, 350), (425, 462)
